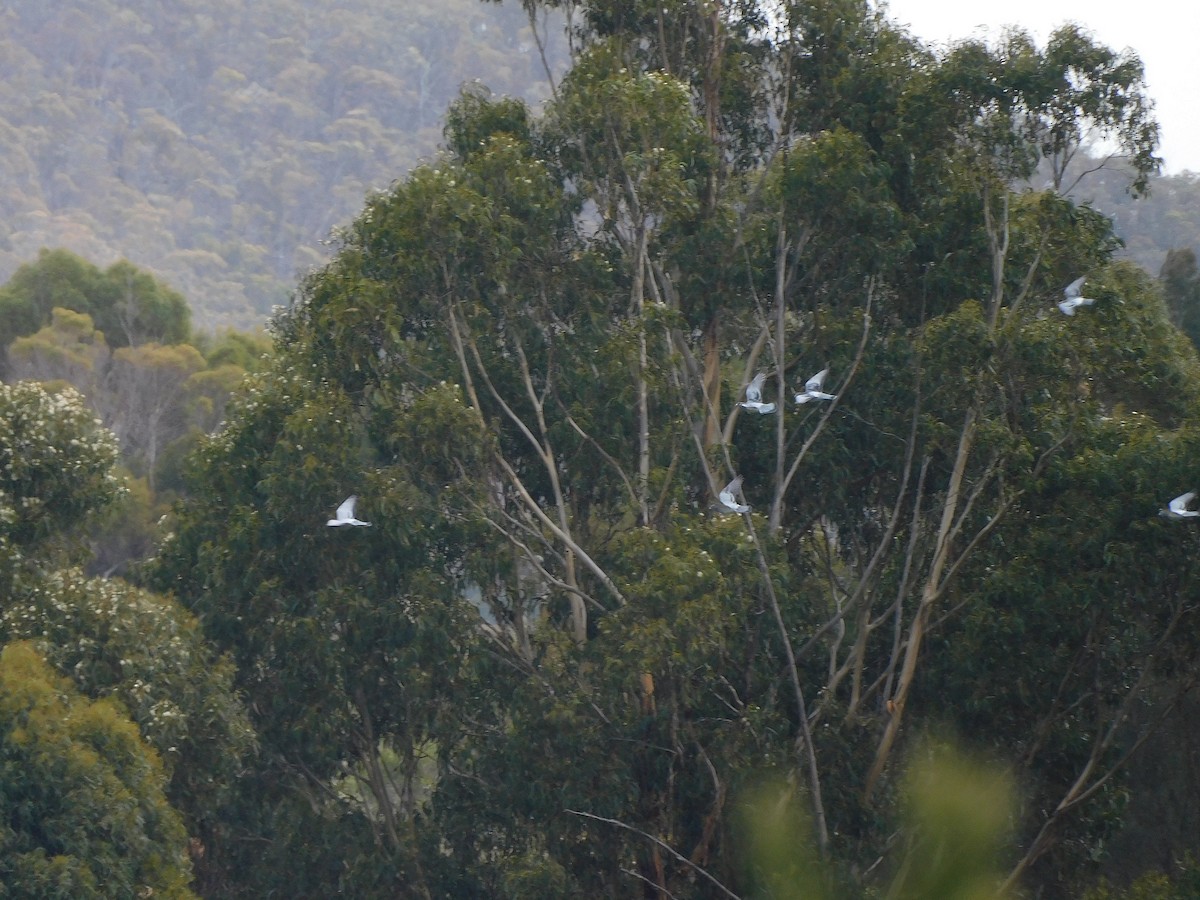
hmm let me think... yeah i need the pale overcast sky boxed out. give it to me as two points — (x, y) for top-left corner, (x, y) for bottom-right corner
(877, 0), (1200, 175)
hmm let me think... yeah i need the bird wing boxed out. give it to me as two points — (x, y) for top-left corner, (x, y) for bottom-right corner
(335, 495), (358, 520)
(1057, 299), (1076, 315)
(1064, 276), (1086, 299)
(722, 476), (743, 498)
(745, 372), (766, 403)
(806, 369), (829, 392)
(1170, 491), (1196, 514)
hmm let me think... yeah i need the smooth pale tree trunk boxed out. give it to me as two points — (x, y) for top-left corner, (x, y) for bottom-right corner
(701, 318), (721, 452)
(865, 407), (977, 798)
(633, 223), (651, 526)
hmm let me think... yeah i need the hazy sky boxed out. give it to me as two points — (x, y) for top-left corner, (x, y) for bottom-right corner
(878, 0), (1200, 175)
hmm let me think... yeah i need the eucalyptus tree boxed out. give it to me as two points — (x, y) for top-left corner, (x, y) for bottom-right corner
(0, 249), (191, 355)
(152, 1), (1199, 896)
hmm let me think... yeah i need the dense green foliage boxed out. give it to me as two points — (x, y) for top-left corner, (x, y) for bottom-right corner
(146, 1), (1200, 897)
(1160, 246), (1200, 350)
(0, 0), (565, 328)
(0, 641), (196, 898)
(7, 2), (1197, 895)
(0, 379), (255, 896)
(0, 247), (191, 352)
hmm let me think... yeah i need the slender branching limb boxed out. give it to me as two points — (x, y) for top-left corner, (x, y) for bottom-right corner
(865, 406), (978, 799)
(565, 809), (744, 900)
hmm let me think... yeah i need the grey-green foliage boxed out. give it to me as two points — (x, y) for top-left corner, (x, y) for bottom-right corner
(0, 0), (566, 327)
(152, 1), (1200, 896)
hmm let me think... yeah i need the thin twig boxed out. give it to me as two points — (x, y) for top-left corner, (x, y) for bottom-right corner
(565, 809), (743, 900)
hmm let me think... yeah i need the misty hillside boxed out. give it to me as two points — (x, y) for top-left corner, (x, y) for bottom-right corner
(1057, 156), (1200, 276)
(0, 0), (565, 329)
(1, 0), (1197, 335)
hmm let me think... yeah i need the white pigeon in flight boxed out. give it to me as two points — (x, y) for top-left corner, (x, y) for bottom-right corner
(1058, 276), (1097, 316)
(1160, 491), (1200, 520)
(327, 495), (371, 527)
(739, 372), (777, 414)
(718, 476), (750, 513)
(795, 368), (837, 404)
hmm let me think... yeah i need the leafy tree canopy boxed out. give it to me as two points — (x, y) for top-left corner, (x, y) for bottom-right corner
(0, 378), (254, 894)
(0, 641), (196, 898)
(153, 1), (1200, 896)
(0, 248), (191, 353)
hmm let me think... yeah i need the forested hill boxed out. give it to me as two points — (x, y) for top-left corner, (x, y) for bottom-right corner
(1057, 158), (1200, 276)
(0, 0), (565, 329)
(2, 1), (1197, 333)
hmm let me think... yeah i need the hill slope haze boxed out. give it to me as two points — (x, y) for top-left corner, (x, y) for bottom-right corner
(1, 1), (1196, 331)
(0, 0), (563, 328)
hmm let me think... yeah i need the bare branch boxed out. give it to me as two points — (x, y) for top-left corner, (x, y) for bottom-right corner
(564, 809), (743, 900)
(494, 454), (626, 606)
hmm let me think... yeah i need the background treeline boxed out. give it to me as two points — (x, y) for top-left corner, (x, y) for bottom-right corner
(0, 0), (565, 328)
(0, 249), (271, 575)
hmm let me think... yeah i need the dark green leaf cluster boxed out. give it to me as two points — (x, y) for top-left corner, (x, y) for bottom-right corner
(0, 378), (255, 896)
(0, 642), (196, 898)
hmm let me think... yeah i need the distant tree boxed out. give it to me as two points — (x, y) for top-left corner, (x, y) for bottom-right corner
(1160, 247), (1200, 349)
(105, 341), (206, 488)
(0, 249), (189, 360)
(92, 258), (192, 347)
(86, 468), (162, 577)
(5, 305), (110, 399)
(197, 327), (272, 372)
(0, 248), (104, 347)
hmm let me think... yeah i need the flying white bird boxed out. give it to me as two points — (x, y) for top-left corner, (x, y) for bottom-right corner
(1058, 276), (1097, 316)
(1160, 491), (1200, 520)
(718, 476), (750, 513)
(795, 368), (837, 404)
(739, 372), (777, 414)
(327, 495), (371, 527)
